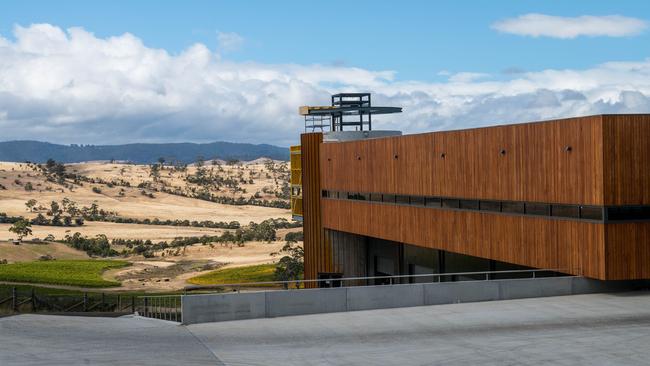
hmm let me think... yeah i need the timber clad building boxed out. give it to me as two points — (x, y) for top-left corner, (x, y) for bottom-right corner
(291, 94), (650, 286)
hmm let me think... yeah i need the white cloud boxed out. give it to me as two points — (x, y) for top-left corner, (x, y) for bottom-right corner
(492, 13), (647, 39)
(216, 31), (244, 52)
(1, 23), (650, 147)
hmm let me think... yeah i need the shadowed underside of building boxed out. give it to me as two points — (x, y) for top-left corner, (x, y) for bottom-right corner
(296, 114), (650, 285)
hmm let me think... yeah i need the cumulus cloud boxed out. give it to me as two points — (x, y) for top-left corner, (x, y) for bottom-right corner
(1, 24), (650, 146)
(492, 13), (647, 39)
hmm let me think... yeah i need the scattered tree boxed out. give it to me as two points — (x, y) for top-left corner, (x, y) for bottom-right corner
(25, 199), (37, 212)
(9, 219), (32, 242)
(272, 239), (304, 289)
(149, 163), (160, 181)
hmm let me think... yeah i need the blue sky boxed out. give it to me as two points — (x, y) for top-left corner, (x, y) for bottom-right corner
(2, 0), (648, 80)
(1, 1), (650, 145)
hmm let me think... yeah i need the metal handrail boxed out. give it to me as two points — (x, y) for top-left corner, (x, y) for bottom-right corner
(138, 294), (182, 322)
(184, 268), (576, 292)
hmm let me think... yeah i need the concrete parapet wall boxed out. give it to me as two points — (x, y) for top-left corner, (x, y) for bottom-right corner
(181, 277), (648, 324)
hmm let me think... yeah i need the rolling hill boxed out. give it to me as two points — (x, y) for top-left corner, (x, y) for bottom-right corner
(0, 140), (289, 163)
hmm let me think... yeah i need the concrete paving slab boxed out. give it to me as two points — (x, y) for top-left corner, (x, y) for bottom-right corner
(0, 314), (221, 366)
(2, 292), (650, 365)
(189, 291), (650, 366)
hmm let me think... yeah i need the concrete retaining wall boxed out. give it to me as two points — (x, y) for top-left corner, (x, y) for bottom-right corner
(181, 277), (647, 324)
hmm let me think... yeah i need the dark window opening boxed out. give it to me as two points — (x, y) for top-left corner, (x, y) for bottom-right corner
(607, 206), (650, 221)
(442, 199), (460, 209)
(525, 203), (550, 216)
(479, 201), (501, 212)
(551, 205), (580, 218)
(459, 200), (479, 210)
(322, 189), (643, 222)
(410, 196), (425, 206)
(382, 194), (396, 204)
(395, 195), (410, 205)
(348, 192), (367, 200)
(580, 206), (603, 220)
(502, 202), (525, 214)
(425, 197), (442, 207)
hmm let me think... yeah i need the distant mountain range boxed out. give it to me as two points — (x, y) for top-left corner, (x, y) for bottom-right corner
(0, 140), (289, 164)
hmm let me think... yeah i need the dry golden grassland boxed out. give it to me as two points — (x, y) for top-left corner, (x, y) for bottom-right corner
(0, 160), (290, 222)
(0, 159), (300, 292)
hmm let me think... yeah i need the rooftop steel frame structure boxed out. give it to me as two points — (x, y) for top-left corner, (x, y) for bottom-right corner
(300, 93), (402, 132)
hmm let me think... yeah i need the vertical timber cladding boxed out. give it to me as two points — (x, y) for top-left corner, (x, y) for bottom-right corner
(301, 133), (332, 286)
(320, 115), (605, 204)
(319, 115), (615, 280)
(322, 200), (605, 279)
(602, 114), (650, 279)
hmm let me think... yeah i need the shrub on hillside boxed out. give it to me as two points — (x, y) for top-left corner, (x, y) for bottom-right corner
(285, 231), (304, 242)
(63, 233), (118, 257)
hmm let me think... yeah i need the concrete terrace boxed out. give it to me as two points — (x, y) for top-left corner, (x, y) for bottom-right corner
(2, 292), (650, 365)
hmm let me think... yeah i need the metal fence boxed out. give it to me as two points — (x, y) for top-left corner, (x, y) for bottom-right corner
(184, 268), (574, 293)
(0, 287), (137, 314)
(138, 295), (182, 322)
(0, 269), (575, 323)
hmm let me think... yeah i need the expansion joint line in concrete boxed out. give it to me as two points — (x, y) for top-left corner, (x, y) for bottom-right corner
(182, 326), (227, 366)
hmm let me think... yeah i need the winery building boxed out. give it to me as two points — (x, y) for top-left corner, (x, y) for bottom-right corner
(290, 93), (650, 286)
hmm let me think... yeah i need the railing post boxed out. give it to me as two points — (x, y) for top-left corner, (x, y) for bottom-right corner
(83, 293), (88, 312)
(12, 287), (17, 313)
(144, 297), (148, 317)
(101, 293), (105, 309)
(131, 296), (135, 314)
(31, 288), (36, 311)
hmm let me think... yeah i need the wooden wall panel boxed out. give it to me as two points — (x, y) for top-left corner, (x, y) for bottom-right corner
(312, 114), (650, 281)
(598, 114), (650, 279)
(604, 223), (650, 280)
(301, 133), (331, 286)
(603, 114), (650, 205)
(320, 115), (605, 205)
(322, 199), (607, 279)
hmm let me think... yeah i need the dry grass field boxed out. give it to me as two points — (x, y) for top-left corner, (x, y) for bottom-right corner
(0, 222), (225, 242)
(0, 160), (290, 222)
(0, 241), (90, 263)
(0, 159), (300, 292)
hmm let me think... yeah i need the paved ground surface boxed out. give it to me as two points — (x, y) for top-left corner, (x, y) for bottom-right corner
(2, 292), (650, 365)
